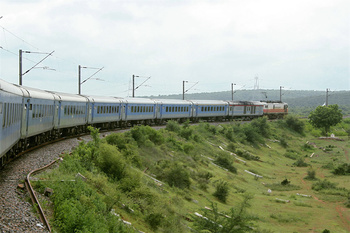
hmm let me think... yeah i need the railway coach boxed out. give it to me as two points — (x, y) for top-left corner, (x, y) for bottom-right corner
(229, 101), (264, 120)
(262, 101), (288, 119)
(0, 79), (24, 164)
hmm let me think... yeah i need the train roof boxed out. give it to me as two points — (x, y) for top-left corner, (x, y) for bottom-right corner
(48, 91), (88, 102)
(83, 95), (123, 104)
(190, 100), (229, 105)
(0, 79), (24, 96)
(152, 99), (192, 105)
(229, 101), (264, 106)
(17, 85), (57, 100)
(123, 97), (157, 104)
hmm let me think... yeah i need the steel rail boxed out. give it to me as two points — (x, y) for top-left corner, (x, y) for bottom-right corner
(25, 158), (60, 232)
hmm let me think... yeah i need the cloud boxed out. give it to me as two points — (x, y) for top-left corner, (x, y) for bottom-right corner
(0, 0), (349, 97)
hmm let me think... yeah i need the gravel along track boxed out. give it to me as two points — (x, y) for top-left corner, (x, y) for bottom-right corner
(0, 135), (92, 233)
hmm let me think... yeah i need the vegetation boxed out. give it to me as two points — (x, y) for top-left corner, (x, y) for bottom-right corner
(308, 104), (343, 136)
(31, 114), (350, 232)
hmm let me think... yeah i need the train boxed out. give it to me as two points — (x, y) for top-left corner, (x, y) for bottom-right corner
(0, 78), (288, 167)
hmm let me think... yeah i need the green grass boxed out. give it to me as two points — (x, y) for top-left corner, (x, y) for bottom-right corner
(32, 118), (350, 233)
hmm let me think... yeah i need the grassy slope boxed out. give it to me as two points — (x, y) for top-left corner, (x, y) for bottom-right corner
(34, 119), (350, 233)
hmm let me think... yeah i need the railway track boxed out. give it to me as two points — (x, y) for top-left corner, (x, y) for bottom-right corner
(0, 133), (94, 232)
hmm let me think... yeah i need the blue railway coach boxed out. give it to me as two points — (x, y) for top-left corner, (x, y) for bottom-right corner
(0, 80), (24, 164)
(191, 100), (229, 121)
(155, 99), (192, 123)
(87, 96), (125, 128)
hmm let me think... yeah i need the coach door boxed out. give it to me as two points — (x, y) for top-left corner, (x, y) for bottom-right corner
(21, 99), (30, 138)
(121, 104), (126, 121)
(53, 101), (59, 127)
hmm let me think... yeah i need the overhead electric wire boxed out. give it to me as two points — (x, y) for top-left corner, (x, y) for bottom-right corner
(0, 25), (40, 50)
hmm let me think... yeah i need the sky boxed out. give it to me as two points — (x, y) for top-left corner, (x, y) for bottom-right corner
(0, 0), (349, 97)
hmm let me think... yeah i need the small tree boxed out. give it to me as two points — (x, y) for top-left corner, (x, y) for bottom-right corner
(213, 180), (229, 203)
(308, 105), (343, 136)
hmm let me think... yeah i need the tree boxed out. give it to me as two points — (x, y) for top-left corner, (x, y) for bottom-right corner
(308, 104), (343, 136)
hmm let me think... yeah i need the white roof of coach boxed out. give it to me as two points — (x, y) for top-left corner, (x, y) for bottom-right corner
(153, 99), (192, 105)
(0, 79), (25, 96)
(83, 95), (123, 104)
(123, 97), (157, 105)
(190, 100), (229, 105)
(17, 85), (56, 100)
(49, 91), (88, 103)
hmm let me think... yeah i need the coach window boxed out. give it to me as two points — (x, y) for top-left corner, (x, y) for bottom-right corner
(32, 105), (35, 118)
(2, 104), (5, 127)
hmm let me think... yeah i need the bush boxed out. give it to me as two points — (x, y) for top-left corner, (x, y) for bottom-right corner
(130, 125), (164, 146)
(242, 124), (263, 143)
(164, 164), (191, 189)
(251, 117), (270, 137)
(183, 143), (194, 154)
(285, 115), (305, 134)
(196, 171), (213, 191)
(312, 179), (337, 191)
(305, 168), (316, 180)
(283, 150), (299, 160)
(179, 127), (193, 140)
(214, 152), (237, 173)
(279, 137), (288, 148)
(145, 213), (164, 230)
(227, 142), (236, 152)
(236, 149), (260, 161)
(293, 158), (308, 167)
(166, 120), (181, 132)
(332, 163), (350, 175)
(213, 180), (229, 203)
(105, 133), (128, 150)
(281, 179), (290, 186)
(193, 195), (255, 233)
(96, 143), (127, 180)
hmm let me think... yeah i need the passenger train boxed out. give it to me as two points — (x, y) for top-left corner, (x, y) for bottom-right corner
(0, 78), (288, 167)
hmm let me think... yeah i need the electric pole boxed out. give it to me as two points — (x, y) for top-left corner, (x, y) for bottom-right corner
(280, 86), (284, 102)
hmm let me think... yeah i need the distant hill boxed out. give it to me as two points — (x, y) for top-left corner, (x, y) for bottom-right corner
(146, 89), (350, 116)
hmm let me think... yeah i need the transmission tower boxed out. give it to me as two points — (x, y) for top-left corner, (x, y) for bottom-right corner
(254, 75), (259, 90)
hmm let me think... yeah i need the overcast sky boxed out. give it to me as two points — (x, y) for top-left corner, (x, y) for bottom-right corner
(0, 0), (349, 97)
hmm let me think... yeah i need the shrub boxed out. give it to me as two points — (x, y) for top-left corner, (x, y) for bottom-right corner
(305, 168), (316, 180)
(164, 164), (191, 189)
(226, 142), (236, 153)
(281, 179), (290, 186)
(293, 158), (308, 167)
(145, 213), (164, 230)
(285, 115), (305, 134)
(332, 163), (350, 175)
(251, 117), (270, 137)
(236, 149), (260, 161)
(96, 143), (127, 180)
(312, 179), (337, 191)
(279, 137), (288, 148)
(283, 150), (299, 160)
(130, 125), (164, 146)
(213, 180), (229, 203)
(183, 143), (194, 154)
(193, 195), (255, 233)
(179, 127), (193, 140)
(214, 152), (237, 173)
(196, 171), (213, 191)
(165, 120), (181, 132)
(242, 124), (263, 143)
(105, 133), (128, 150)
